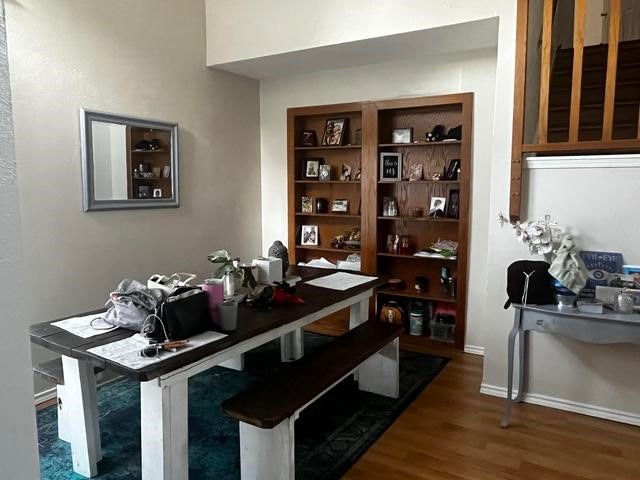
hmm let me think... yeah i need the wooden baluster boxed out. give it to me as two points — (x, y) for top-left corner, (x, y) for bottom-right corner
(569, 0), (586, 143)
(538, 0), (553, 144)
(603, 0), (621, 141)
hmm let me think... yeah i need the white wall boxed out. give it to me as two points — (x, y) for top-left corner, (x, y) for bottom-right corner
(259, 48), (497, 350)
(0, 1), (39, 476)
(6, 0), (262, 396)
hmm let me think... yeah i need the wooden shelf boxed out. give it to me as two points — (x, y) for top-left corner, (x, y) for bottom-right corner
(295, 213), (361, 218)
(378, 180), (460, 184)
(132, 177), (170, 181)
(377, 216), (458, 223)
(295, 180), (361, 184)
(295, 246), (360, 253)
(378, 140), (461, 148)
(131, 150), (168, 154)
(294, 145), (361, 151)
(377, 287), (457, 304)
(377, 253), (456, 261)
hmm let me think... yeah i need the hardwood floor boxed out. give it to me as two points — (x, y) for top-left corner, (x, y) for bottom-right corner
(307, 318), (640, 480)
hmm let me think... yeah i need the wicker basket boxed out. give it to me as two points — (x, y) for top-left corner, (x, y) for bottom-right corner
(430, 320), (455, 342)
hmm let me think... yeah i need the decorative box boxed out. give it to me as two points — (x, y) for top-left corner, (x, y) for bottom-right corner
(252, 257), (283, 285)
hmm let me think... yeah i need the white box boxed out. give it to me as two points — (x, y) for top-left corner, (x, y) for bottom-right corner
(252, 257), (283, 285)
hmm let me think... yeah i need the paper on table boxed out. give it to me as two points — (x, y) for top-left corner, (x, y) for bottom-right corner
(304, 272), (378, 291)
(52, 313), (116, 338)
(87, 331), (228, 370)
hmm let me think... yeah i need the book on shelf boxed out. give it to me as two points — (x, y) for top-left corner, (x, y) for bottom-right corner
(413, 252), (457, 260)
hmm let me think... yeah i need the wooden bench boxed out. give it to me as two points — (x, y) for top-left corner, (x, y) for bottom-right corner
(34, 358), (103, 443)
(222, 320), (402, 480)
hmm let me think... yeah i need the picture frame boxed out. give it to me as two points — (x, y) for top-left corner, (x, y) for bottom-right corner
(354, 165), (361, 181)
(331, 199), (349, 213)
(152, 167), (162, 178)
(301, 225), (319, 246)
(301, 130), (317, 147)
(380, 152), (402, 181)
(446, 189), (460, 218)
(303, 158), (322, 179)
(392, 127), (413, 144)
(138, 185), (150, 198)
(340, 163), (352, 181)
(409, 164), (423, 181)
(321, 118), (346, 146)
(153, 188), (162, 198)
(319, 164), (332, 181)
(444, 158), (461, 180)
(429, 196), (446, 218)
(301, 196), (313, 213)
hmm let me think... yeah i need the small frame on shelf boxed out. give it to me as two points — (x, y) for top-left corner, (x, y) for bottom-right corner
(303, 158), (322, 179)
(380, 152), (402, 181)
(153, 188), (162, 198)
(429, 196), (446, 218)
(319, 164), (331, 181)
(331, 199), (349, 213)
(138, 185), (150, 198)
(392, 128), (413, 144)
(301, 225), (319, 245)
(447, 189), (460, 219)
(443, 158), (461, 180)
(301, 130), (317, 146)
(301, 196), (313, 213)
(321, 118), (346, 146)
(409, 164), (423, 181)
(339, 163), (352, 181)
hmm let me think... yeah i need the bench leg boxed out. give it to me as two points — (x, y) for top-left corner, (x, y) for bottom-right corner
(239, 418), (295, 480)
(56, 383), (71, 443)
(220, 354), (245, 371)
(358, 338), (399, 399)
(61, 355), (102, 477)
(280, 328), (304, 362)
(349, 298), (369, 329)
(140, 379), (188, 480)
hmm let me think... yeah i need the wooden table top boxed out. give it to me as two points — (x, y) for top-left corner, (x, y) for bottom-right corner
(30, 267), (385, 381)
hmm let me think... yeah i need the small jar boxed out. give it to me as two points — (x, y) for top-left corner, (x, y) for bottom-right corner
(315, 197), (328, 214)
(409, 303), (425, 336)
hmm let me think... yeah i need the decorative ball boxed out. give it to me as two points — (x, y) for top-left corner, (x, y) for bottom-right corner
(268, 240), (289, 276)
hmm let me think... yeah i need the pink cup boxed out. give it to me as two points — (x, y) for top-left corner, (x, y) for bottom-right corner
(201, 279), (224, 321)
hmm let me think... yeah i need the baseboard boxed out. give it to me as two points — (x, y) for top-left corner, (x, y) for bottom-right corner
(480, 383), (640, 426)
(464, 345), (484, 356)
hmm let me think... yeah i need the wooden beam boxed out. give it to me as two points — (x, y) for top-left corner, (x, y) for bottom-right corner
(568, 0), (586, 143)
(538, 0), (553, 144)
(509, 0), (529, 220)
(602, 0), (621, 141)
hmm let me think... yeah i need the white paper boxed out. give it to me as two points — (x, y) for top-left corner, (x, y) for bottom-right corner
(87, 331), (227, 370)
(304, 272), (378, 291)
(297, 257), (337, 269)
(52, 314), (116, 338)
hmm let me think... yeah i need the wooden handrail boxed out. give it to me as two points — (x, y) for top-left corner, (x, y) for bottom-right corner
(568, 0), (586, 143)
(602, 0), (621, 141)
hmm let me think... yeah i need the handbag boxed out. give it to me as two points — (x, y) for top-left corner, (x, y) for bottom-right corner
(147, 286), (213, 341)
(504, 260), (557, 308)
(95, 279), (163, 332)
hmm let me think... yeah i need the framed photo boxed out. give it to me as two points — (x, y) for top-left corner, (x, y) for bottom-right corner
(321, 118), (346, 146)
(354, 128), (362, 145)
(409, 164), (423, 181)
(153, 188), (162, 198)
(331, 199), (349, 213)
(152, 167), (162, 178)
(392, 127), (413, 144)
(380, 152), (402, 181)
(319, 164), (332, 181)
(301, 225), (318, 246)
(303, 158), (322, 178)
(429, 196), (446, 218)
(301, 130), (317, 146)
(340, 163), (352, 181)
(301, 196), (313, 213)
(354, 165), (361, 181)
(138, 185), (150, 198)
(444, 158), (461, 180)
(447, 189), (460, 218)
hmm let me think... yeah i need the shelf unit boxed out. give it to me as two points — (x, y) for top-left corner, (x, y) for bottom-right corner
(126, 127), (172, 199)
(287, 94), (472, 350)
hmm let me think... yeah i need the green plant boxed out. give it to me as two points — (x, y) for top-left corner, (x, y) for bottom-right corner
(207, 249), (257, 289)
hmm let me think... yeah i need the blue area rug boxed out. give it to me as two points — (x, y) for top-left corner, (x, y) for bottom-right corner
(37, 332), (447, 479)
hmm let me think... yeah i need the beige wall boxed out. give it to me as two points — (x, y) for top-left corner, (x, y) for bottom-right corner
(259, 49), (498, 351)
(6, 0), (261, 396)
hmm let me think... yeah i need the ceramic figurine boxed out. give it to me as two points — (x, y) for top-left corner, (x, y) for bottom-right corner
(268, 240), (289, 276)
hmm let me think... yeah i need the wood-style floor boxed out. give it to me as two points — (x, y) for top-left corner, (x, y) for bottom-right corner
(307, 318), (640, 480)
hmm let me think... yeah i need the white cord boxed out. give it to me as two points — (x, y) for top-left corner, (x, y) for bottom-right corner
(141, 312), (169, 342)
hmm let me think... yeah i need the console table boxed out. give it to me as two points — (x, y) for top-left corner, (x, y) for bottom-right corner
(501, 304), (640, 428)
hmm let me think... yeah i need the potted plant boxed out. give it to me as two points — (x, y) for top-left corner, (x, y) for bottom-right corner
(207, 249), (257, 292)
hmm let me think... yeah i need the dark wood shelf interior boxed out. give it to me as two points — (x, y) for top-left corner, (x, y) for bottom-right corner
(378, 140), (461, 147)
(377, 287), (457, 304)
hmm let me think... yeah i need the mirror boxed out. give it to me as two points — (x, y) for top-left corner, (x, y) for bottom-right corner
(80, 109), (179, 211)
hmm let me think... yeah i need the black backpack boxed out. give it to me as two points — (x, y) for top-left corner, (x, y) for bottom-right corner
(504, 260), (557, 308)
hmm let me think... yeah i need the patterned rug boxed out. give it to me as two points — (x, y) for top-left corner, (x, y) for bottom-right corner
(37, 332), (448, 479)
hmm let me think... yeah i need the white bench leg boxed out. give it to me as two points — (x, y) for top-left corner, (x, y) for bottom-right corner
(61, 355), (102, 477)
(239, 418), (295, 480)
(349, 298), (369, 329)
(56, 383), (71, 443)
(220, 354), (245, 371)
(140, 379), (188, 480)
(358, 338), (400, 399)
(280, 328), (304, 362)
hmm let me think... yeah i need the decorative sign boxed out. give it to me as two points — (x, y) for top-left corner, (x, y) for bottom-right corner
(380, 153), (402, 181)
(579, 251), (624, 298)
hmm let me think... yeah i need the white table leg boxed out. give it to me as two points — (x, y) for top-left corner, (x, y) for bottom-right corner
(358, 338), (399, 398)
(239, 418), (295, 480)
(280, 327), (304, 362)
(514, 329), (527, 402)
(501, 312), (521, 428)
(349, 298), (369, 330)
(61, 355), (101, 477)
(220, 354), (245, 371)
(140, 379), (188, 480)
(56, 383), (71, 443)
